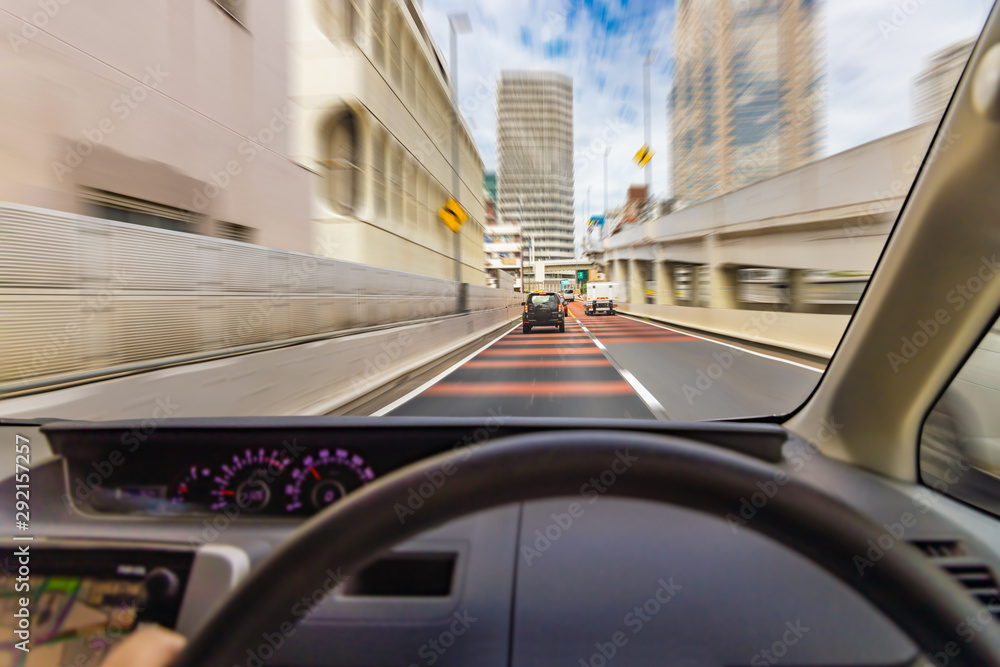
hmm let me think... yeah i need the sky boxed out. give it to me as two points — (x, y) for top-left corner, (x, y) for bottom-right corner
(419, 0), (992, 246)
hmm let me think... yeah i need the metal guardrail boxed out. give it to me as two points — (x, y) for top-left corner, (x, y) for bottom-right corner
(1, 203), (519, 391)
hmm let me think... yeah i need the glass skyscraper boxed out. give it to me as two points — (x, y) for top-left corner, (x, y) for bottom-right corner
(671, 0), (823, 205)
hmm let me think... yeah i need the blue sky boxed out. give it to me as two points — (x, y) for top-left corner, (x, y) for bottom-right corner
(420, 0), (992, 241)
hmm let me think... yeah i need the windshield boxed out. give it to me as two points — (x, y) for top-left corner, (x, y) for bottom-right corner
(0, 0), (992, 423)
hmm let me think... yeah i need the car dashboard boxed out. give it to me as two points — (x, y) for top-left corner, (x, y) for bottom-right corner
(3, 416), (1000, 666)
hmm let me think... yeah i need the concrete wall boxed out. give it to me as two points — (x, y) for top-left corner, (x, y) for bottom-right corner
(619, 302), (848, 359)
(0, 307), (520, 421)
(1, 202), (518, 392)
(0, 0), (312, 252)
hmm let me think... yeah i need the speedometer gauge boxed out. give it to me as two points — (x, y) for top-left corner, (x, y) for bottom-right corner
(285, 449), (375, 513)
(169, 465), (216, 510)
(212, 448), (290, 513)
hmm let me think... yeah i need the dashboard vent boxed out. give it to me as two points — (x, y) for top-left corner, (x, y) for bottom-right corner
(911, 540), (967, 558)
(942, 565), (1000, 617)
(912, 540), (1000, 619)
(341, 553), (457, 597)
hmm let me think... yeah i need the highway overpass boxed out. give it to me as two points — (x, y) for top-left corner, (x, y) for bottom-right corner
(587, 123), (936, 357)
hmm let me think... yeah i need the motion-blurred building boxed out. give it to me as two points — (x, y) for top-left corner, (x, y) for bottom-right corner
(496, 71), (574, 261)
(0, 0), (312, 251)
(606, 185), (650, 236)
(913, 38), (976, 125)
(671, 0), (823, 206)
(483, 171), (522, 290)
(288, 0), (487, 283)
(484, 171), (498, 202)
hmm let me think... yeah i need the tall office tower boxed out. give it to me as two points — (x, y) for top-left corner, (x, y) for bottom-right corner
(913, 38), (976, 125)
(671, 0), (823, 205)
(497, 71), (575, 261)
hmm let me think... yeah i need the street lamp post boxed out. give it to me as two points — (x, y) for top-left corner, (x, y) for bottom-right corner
(518, 196), (525, 291)
(643, 48), (658, 192)
(520, 236), (534, 292)
(449, 12), (471, 313)
(518, 236), (524, 294)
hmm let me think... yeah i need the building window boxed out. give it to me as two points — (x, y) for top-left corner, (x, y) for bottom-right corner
(325, 111), (361, 215)
(405, 157), (417, 226)
(417, 170), (428, 231)
(428, 176), (440, 229)
(215, 221), (256, 244)
(79, 188), (200, 234)
(418, 63), (428, 120)
(389, 12), (402, 85)
(348, 0), (364, 45)
(405, 37), (416, 105)
(390, 146), (403, 223)
(315, 0), (353, 42)
(371, 0), (385, 66)
(373, 130), (387, 217)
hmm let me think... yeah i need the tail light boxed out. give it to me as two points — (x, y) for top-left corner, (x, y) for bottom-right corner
(523, 304), (528, 312)
(558, 304), (564, 314)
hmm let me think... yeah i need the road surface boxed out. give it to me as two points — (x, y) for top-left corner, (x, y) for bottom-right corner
(384, 302), (821, 421)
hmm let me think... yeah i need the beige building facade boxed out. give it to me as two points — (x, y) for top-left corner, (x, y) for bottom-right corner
(0, 0), (313, 251)
(912, 38), (976, 125)
(288, 0), (487, 284)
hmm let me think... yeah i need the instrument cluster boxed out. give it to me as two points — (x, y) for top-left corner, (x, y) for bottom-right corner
(93, 446), (377, 517)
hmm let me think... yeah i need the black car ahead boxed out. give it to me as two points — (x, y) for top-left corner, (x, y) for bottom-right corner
(522, 291), (565, 333)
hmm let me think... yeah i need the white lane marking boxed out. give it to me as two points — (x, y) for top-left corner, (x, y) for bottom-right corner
(578, 322), (606, 352)
(574, 315), (671, 420)
(370, 323), (520, 416)
(616, 313), (824, 373)
(619, 369), (669, 417)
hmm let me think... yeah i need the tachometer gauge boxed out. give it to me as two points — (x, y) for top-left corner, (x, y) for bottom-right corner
(212, 448), (291, 513)
(285, 449), (375, 514)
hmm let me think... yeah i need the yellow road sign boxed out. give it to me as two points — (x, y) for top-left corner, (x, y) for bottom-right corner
(634, 145), (654, 168)
(438, 197), (468, 233)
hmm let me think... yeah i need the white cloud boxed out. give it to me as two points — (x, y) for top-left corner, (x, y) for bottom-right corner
(825, 0), (990, 154)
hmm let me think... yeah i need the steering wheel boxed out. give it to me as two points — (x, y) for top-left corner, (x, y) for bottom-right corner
(172, 431), (1000, 666)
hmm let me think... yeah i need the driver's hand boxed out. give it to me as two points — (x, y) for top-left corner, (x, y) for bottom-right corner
(101, 625), (187, 667)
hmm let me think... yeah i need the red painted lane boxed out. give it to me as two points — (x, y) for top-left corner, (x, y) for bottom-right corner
(494, 330), (580, 340)
(463, 359), (612, 369)
(493, 339), (593, 353)
(494, 338), (592, 344)
(568, 303), (695, 346)
(584, 331), (660, 335)
(579, 336), (690, 344)
(423, 381), (635, 396)
(387, 307), (658, 417)
(479, 347), (608, 356)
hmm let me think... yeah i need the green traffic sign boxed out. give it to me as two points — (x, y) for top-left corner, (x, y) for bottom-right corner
(577, 269), (589, 282)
